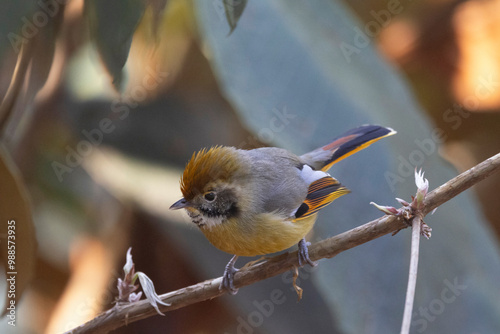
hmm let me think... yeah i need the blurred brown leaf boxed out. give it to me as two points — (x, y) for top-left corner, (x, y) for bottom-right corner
(143, 0), (168, 36)
(0, 144), (36, 316)
(126, 0), (195, 100)
(452, 0), (500, 110)
(0, 2), (65, 140)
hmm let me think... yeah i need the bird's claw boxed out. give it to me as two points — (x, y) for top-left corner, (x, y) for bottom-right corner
(219, 256), (239, 294)
(298, 238), (317, 267)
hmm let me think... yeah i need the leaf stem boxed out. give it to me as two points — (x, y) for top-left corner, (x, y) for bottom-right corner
(400, 214), (422, 334)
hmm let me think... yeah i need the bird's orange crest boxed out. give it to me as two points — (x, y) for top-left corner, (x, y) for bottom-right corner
(180, 146), (241, 201)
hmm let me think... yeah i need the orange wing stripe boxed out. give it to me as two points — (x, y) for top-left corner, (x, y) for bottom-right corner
(295, 176), (350, 220)
(321, 136), (391, 172)
(321, 134), (358, 151)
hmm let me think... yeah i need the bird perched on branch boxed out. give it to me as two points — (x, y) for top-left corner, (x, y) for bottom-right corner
(170, 125), (396, 294)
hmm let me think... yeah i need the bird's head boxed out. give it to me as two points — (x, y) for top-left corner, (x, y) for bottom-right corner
(170, 146), (243, 228)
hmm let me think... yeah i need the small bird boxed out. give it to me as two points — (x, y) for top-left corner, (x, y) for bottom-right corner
(170, 125), (395, 294)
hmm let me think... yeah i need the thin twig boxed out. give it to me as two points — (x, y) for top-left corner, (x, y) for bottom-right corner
(401, 214), (422, 334)
(66, 152), (500, 334)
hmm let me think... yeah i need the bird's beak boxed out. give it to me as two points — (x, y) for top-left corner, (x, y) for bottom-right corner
(169, 198), (191, 210)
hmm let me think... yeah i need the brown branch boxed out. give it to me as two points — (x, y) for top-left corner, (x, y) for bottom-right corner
(66, 152), (500, 334)
(422, 152), (500, 215)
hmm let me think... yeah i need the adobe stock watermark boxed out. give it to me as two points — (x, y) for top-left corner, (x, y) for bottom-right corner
(239, 106), (297, 149)
(412, 277), (467, 333)
(226, 263), (317, 334)
(8, 0), (70, 54)
(340, 0), (412, 63)
(385, 74), (499, 191)
(51, 65), (169, 182)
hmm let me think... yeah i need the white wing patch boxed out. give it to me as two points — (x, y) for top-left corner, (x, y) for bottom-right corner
(299, 164), (329, 185)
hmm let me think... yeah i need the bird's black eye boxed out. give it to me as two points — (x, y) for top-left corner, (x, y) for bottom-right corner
(204, 192), (216, 202)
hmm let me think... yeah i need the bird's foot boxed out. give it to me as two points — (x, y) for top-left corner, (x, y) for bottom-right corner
(220, 255), (239, 295)
(298, 238), (317, 267)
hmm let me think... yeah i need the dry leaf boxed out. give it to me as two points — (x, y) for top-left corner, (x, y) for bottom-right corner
(0, 144), (36, 316)
(292, 266), (303, 302)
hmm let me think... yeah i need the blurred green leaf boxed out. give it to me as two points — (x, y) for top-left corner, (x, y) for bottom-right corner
(85, 0), (145, 91)
(0, 145), (36, 315)
(224, 0), (247, 34)
(0, 1), (37, 58)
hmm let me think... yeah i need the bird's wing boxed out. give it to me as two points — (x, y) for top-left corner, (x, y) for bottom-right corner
(293, 175), (350, 220)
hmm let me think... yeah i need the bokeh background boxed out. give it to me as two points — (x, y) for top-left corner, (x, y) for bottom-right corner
(0, 0), (500, 333)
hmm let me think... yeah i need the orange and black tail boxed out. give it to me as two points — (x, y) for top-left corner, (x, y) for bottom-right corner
(301, 125), (396, 172)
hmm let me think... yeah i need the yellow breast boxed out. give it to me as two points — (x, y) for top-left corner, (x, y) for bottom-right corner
(200, 213), (317, 257)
